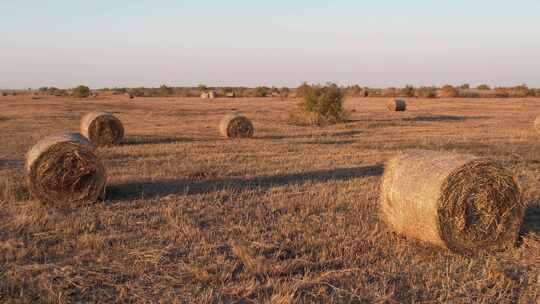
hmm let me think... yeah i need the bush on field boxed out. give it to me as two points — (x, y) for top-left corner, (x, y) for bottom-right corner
(346, 85), (363, 97)
(253, 86), (270, 97)
(279, 87), (290, 100)
(159, 85), (174, 97)
(510, 85), (531, 98)
(401, 85), (415, 97)
(477, 84), (491, 90)
(290, 83), (346, 125)
(296, 82), (311, 98)
(439, 85), (459, 98)
(415, 87), (437, 98)
(494, 88), (510, 98)
(72, 85), (90, 98)
(459, 90), (480, 98)
(459, 84), (470, 89)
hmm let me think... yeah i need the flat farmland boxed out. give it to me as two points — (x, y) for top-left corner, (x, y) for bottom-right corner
(0, 95), (538, 303)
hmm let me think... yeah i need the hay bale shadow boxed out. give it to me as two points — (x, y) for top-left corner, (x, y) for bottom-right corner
(299, 140), (355, 146)
(403, 115), (489, 122)
(519, 200), (540, 237)
(122, 135), (193, 146)
(107, 165), (384, 201)
(0, 159), (24, 169)
(255, 130), (361, 140)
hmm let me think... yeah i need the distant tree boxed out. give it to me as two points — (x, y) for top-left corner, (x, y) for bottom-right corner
(197, 84), (208, 92)
(72, 85), (90, 98)
(279, 87), (290, 100)
(347, 85), (363, 97)
(159, 84), (174, 96)
(459, 84), (470, 89)
(296, 82), (311, 98)
(440, 85), (459, 98)
(401, 85), (415, 97)
(253, 86), (270, 97)
(511, 84), (531, 98)
(477, 84), (491, 90)
(415, 87), (437, 98)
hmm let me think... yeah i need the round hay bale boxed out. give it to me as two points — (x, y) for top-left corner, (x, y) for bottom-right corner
(380, 150), (524, 255)
(80, 111), (124, 146)
(387, 99), (407, 111)
(219, 114), (254, 138)
(26, 133), (107, 206)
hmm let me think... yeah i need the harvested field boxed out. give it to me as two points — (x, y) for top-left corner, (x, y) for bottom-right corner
(0, 95), (539, 303)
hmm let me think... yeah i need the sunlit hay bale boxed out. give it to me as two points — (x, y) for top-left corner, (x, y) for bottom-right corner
(380, 150), (524, 255)
(26, 133), (107, 206)
(80, 111), (124, 146)
(220, 114), (254, 138)
(387, 99), (407, 112)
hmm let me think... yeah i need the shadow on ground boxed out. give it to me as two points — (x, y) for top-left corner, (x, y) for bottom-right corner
(0, 159), (24, 169)
(299, 140), (356, 146)
(520, 200), (540, 238)
(255, 130), (362, 140)
(107, 164), (384, 201)
(122, 135), (194, 146)
(403, 115), (489, 122)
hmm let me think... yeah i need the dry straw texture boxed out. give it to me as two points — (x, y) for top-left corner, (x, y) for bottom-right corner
(380, 150), (524, 255)
(26, 133), (107, 206)
(387, 99), (407, 111)
(535, 116), (540, 130)
(220, 114), (254, 138)
(80, 111), (124, 146)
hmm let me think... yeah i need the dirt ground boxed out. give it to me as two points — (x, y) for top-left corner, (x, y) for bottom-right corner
(0, 95), (538, 303)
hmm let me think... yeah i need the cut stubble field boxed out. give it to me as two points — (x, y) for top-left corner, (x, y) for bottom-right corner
(0, 95), (539, 303)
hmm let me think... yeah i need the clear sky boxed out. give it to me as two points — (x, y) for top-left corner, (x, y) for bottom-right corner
(1, 0), (539, 89)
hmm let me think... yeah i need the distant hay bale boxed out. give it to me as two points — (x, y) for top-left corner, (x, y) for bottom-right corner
(125, 93), (134, 99)
(380, 150), (524, 255)
(387, 99), (407, 111)
(26, 133), (107, 206)
(80, 112), (124, 146)
(220, 114), (254, 138)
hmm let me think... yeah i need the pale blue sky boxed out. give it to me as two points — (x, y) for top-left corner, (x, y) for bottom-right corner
(1, 0), (539, 89)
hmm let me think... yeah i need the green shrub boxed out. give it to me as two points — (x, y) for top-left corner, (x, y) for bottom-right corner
(295, 82), (311, 98)
(279, 87), (290, 100)
(72, 85), (90, 98)
(291, 83), (346, 125)
(510, 85), (531, 98)
(253, 86), (270, 97)
(159, 85), (174, 97)
(477, 84), (491, 90)
(440, 85), (459, 98)
(459, 84), (470, 89)
(415, 87), (437, 98)
(401, 85), (415, 97)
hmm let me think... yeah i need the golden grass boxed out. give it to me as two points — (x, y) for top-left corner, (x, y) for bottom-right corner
(0, 95), (538, 303)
